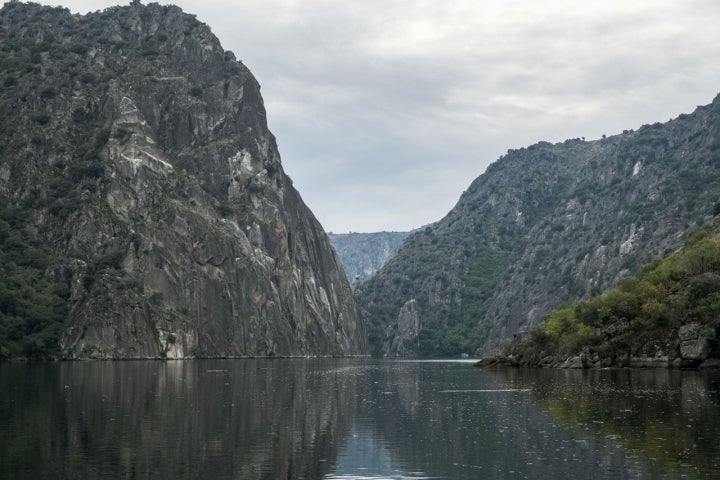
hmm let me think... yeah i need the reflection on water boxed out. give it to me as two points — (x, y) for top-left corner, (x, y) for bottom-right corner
(1, 360), (719, 479)
(483, 368), (720, 479)
(1, 360), (354, 479)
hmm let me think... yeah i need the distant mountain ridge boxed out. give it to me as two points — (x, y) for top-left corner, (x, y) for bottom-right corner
(328, 231), (411, 285)
(356, 93), (720, 356)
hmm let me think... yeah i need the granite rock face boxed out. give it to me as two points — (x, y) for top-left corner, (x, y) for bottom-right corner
(327, 231), (410, 285)
(0, 2), (366, 358)
(679, 323), (712, 366)
(382, 299), (420, 357)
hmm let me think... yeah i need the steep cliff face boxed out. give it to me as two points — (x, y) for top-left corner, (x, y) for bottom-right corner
(327, 231), (410, 285)
(0, 2), (366, 358)
(357, 94), (720, 356)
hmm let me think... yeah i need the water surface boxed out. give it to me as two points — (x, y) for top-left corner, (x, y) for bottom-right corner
(1, 359), (719, 479)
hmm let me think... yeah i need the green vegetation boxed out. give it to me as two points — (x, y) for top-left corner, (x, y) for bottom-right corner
(0, 208), (68, 359)
(357, 226), (512, 357)
(0, 2), (110, 350)
(157, 306), (189, 323)
(420, 248), (509, 356)
(80, 343), (103, 359)
(214, 202), (250, 222)
(31, 112), (50, 125)
(522, 230), (720, 358)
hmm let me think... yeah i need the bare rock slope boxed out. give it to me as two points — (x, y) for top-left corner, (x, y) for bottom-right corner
(0, 2), (366, 358)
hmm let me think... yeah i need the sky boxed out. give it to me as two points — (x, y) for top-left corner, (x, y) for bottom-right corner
(11, 0), (720, 233)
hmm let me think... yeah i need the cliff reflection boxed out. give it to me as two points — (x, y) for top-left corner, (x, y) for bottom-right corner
(1, 360), (357, 479)
(4, 361), (720, 479)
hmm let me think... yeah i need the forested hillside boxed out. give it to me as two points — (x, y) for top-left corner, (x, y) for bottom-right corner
(357, 94), (720, 356)
(494, 227), (720, 368)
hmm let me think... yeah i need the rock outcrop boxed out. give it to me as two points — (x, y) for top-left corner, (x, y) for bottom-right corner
(382, 299), (420, 356)
(678, 323), (713, 367)
(477, 323), (719, 370)
(0, 2), (366, 359)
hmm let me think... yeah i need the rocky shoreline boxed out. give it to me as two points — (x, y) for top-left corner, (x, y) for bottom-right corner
(475, 354), (720, 369)
(476, 322), (720, 369)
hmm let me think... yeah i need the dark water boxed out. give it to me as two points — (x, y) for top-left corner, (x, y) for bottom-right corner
(2, 360), (720, 479)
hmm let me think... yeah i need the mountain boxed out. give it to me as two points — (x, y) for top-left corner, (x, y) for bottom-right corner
(327, 231), (411, 285)
(483, 224), (720, 369)
(356, 93), (720, 357)
(0, 1), (366, 359)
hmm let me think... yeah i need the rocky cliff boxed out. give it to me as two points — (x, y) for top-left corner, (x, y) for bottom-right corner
(478, 225), (720, 370)
(357, 93), (720, 356)
(327, 231), (410, 285)
(0, 2), (366, 359)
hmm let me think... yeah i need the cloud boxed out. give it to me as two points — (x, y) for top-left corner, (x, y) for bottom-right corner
(12, 0), (720, 232)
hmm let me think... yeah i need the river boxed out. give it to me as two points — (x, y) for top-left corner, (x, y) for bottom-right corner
(1, 359), (719, 479)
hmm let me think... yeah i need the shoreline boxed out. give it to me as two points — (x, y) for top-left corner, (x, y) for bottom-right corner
(474, 354), (720, 370)
(0, 354), (373, 363)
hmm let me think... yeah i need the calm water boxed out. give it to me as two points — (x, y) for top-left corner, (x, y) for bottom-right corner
(2, 359), (720, 479)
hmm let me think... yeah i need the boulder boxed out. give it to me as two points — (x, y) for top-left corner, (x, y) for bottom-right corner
(560, 356), (586, 369)
(678, 323), (712, 365)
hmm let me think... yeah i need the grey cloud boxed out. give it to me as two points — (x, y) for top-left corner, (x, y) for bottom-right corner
(24, 0), (720, 231)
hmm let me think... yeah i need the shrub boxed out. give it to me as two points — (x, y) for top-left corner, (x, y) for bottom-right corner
(521, 230), (720, 359)
(32, 112), (51, 124)
(79, 72), (97, 84)
(40, 87), (56, 99)
(69, 44), (88, 55)
(216, 203), (234, 218)
(0, 213), (68, 359)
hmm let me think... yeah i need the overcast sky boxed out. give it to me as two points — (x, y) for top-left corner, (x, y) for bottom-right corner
(15, 0), (720, 233)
